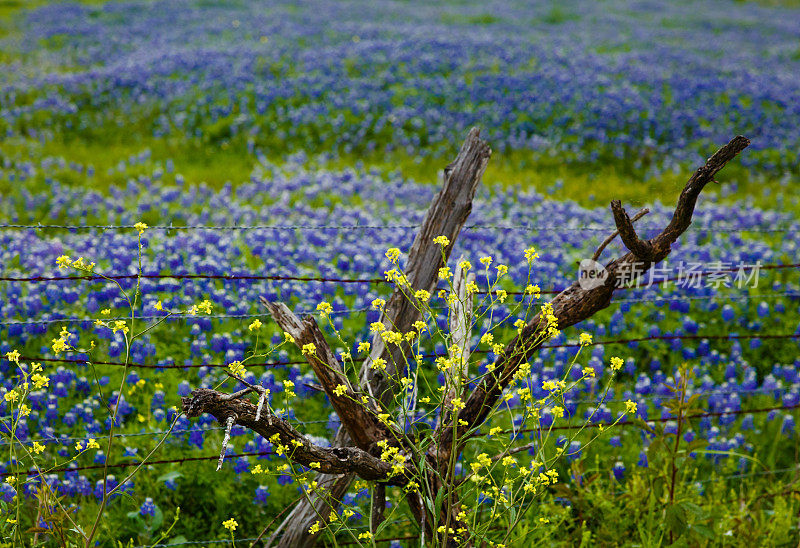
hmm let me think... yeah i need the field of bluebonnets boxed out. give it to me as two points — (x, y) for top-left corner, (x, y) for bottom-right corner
(1, 0), (799, 545)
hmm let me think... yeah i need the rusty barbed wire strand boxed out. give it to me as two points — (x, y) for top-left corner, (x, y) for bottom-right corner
(0, 262), (795, 291)
(1, 223), (797, 233)
(14, 332), (800, 370)
(3, 403), (796, 478)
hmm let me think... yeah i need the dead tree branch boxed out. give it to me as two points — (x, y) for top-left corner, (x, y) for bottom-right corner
(432, 135), (750, 464)
(361, 128), (492, 406)
(181, 133), (749, 548)
(181, 388), (398, 480)
(268, 128), (491, 547)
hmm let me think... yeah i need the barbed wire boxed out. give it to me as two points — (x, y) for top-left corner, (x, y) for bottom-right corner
(3, 403), (796, 479)
(500, 403), (800, 436)
(610, 291), (799, 305)
(2, 287), (798, 328)
(3, 383), (792, 451)
(143, 538), (262, 547)
(13, 332), (800, 371)
(0, 306), (373, 326)
(0, 262), (795, 290)
(0, 273), (386, 284)
(0, 416), (335, 449)
(1, 222), (796, 233)
(2, 450), (275, 478)
(493, 262), (800, 295)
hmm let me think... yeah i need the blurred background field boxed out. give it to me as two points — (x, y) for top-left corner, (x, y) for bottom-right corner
(0, 1), (799, 545)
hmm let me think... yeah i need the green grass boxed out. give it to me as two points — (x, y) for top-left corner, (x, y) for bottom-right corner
(4, 130), (797, 218)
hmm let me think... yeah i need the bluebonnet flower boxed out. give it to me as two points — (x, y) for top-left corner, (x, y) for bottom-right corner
(254, 485), (269, 505)
(612, 461), (625, 481)
(140, 497), (156, 517)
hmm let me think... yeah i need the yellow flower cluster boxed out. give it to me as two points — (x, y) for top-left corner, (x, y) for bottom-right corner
(541, 302), (559, 338)
(524, 246), (540, 262)
(51, 326), (73, 354)
(75, 438), (100, 452)
(55, 255), (96, 271)
(188, 299), (213, 315)
(526, 284), (541, 298)
(541, 379), (566, 392)
(378, 440), (407, 476)
(414, 289), (430, 302)
(370, 357), (387, 371)
(380, 331), (403, 345)
(301, 343), (316, 355)
(228, 361), (245, 377)
(385, 247), (400, 263)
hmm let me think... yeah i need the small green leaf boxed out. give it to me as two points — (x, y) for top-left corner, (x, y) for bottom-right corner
(151, 504), (164, 530)
(691, 523), (715, 540)
(651, 477), (665, 501)
(156, 471), (183, 483)
(434, 487), (446, 514)
(666, 503), (687, 538)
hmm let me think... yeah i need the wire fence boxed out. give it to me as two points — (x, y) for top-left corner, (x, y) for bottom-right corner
(12, 332), (800, 371)
(0, 381), (795, 452)
(3, 403), (797, 479)
(1, 222), (797, 233)
(1, 289), (798, 329)
(1, 221), (797, 542)
(0, 261), (795, 292)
